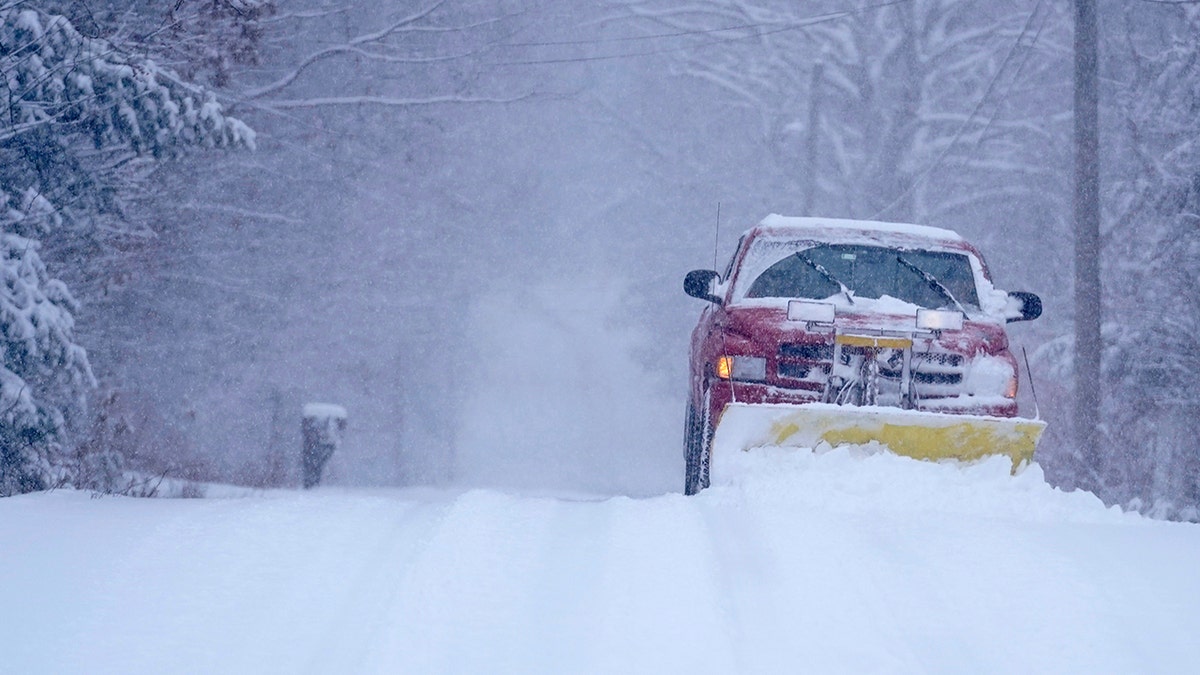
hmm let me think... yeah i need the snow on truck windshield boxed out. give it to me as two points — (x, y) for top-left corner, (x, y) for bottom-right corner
(735, 240), (980, 310)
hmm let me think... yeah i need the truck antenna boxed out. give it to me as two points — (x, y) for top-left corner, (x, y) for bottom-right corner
(712, 202), (736, 404)
(712, 202), (721, 272)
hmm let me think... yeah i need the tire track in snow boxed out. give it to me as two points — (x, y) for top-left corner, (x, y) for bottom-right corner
(303, 495), (456, 674)
(47, 493), (450, 674)
(693, 486), (797, 673)
(520, 495), (615, 672)
(358, 491), (744, 673)
(355, 489), (559, 673)
(580, 494), (738, 674)
(717, 463), (928, 672)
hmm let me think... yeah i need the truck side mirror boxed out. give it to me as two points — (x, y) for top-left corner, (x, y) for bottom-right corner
(684, 269), (723, 306)
(1005, 291), (1042, 323)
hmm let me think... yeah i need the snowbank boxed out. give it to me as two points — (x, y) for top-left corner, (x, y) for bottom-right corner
(1, 449), (1197, 674)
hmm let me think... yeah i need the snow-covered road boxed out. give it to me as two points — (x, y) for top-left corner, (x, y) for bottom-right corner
(3, 449), (1199, 674)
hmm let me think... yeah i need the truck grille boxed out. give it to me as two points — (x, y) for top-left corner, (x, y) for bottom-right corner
(780, 343), (834, 360)
(912, 351), (964, 389)
(776, 343), (966, 395)
(778, 342), (833, 384)
(913, 371), (961, 386)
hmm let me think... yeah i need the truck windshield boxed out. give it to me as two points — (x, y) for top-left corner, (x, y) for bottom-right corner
(744, 243), (979, 310)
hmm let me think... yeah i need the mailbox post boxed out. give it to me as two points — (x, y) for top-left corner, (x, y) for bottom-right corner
(301, 403), (347, 489)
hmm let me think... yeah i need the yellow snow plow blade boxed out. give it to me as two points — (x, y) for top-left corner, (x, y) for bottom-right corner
(711, 402), (1045, 471)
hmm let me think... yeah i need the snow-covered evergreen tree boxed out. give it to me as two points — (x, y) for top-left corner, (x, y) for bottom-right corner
(60, 0), (278, 89)
(0, 188), (92, 495)
(0, 3), (255, 281)
(0, 5), (255, 151)
(0, 4), (253, 494)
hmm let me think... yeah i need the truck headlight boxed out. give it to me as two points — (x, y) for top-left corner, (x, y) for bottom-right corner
(1005, 375), (1018, 399)
(716, 355), (767, 381)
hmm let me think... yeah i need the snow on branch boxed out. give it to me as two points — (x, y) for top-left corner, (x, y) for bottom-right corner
(0, 6), (256, 156)
(175, 201), (302, 225)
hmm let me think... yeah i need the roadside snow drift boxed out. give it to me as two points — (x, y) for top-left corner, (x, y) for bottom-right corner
(3, 449), (1199, 674)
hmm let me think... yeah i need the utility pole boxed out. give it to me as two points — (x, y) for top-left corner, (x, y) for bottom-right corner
(1073, 0), (1102, 471)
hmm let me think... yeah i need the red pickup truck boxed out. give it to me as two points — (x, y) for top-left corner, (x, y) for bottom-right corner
(683, 215), (1043, 494)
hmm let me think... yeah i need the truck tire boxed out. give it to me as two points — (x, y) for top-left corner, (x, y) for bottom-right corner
(684, 398), (712, 495)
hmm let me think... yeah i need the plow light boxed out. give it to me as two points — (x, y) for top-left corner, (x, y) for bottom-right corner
(788, 300), (836, 323)
(916, 308), (964, 331)
(716, 355), (767, 381)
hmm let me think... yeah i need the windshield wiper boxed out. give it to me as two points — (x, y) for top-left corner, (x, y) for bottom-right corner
(795, 251), (855, 305)
(895, 255), (969, 316)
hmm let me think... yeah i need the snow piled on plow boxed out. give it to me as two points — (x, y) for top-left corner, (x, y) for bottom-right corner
(714, 444), (1117, 523)
(3, 449), (1199, 674)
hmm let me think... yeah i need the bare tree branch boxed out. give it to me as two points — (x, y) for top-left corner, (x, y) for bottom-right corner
(260, 93), (534, 109)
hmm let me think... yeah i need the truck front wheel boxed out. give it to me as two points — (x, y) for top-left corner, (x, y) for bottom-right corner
(683, 397), (712, 495)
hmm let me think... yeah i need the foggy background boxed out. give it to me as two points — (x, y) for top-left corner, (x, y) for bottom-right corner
(3, 1), (1197, 515)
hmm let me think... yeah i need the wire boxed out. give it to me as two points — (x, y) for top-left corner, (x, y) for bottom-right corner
(870, 0), (1047, 220)
(502, 21), (785, 47)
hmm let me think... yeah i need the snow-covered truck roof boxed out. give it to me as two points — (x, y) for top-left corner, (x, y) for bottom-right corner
(724, 214), (999, 310)
(748, 214), (975, 256)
